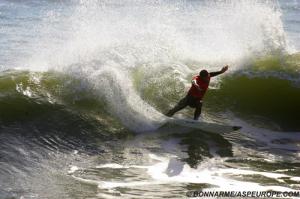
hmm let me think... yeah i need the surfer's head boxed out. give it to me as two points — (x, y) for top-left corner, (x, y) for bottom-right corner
(199, 70), (209, 78)
(199, 70), (210, 82)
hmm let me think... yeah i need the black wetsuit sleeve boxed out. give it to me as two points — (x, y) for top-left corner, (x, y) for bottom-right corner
(209, 71), (223, 77)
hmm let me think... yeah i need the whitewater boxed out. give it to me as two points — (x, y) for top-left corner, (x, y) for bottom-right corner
(0, 0), (299, 198)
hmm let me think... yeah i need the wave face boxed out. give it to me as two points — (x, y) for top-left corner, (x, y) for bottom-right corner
(1, 53), (300, 132)
(1, 0), (300, 198)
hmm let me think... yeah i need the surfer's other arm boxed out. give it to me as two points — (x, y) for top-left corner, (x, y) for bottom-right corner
(191, 78), (203, 91)
(209, 65), (229, 77)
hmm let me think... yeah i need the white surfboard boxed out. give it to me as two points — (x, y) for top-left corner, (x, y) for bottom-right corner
(167, 118), (241, 134)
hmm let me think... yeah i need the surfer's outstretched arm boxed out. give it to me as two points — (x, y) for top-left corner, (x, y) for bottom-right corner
(210, 65), (228, 77)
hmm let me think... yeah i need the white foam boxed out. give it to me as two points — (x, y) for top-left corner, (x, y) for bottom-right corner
(68, 166), (79, 174)
(76, 154), (298, 193)
(96, 163), (127, 169)
(96, 163), (147, 169)
(290, 177), (300, 182)
(24, 0), (289, 69)
(230, 117), (300, 152)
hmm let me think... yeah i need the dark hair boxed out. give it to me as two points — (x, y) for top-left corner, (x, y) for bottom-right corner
(199, 70), (209, 78)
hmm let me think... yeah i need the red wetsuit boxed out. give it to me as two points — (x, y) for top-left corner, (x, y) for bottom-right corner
(188, 75), (210, 100)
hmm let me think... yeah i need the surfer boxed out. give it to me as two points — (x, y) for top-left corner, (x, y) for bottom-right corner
(166, 65), (229, 120)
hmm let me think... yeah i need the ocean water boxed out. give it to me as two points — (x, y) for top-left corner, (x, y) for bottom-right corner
(0, 0), (299, 198)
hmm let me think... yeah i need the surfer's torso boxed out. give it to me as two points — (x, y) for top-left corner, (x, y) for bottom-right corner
(188, 75), (210, 100)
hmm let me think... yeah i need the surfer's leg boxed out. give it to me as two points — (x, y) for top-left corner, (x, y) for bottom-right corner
(166, 96), (188, 117)
(193, 101), (203, 120)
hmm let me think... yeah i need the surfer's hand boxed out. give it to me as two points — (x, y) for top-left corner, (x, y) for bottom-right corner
(221, 65), (229, 73)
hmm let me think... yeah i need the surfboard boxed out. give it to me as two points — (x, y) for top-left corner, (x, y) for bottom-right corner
(167, 118), (241, 134)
